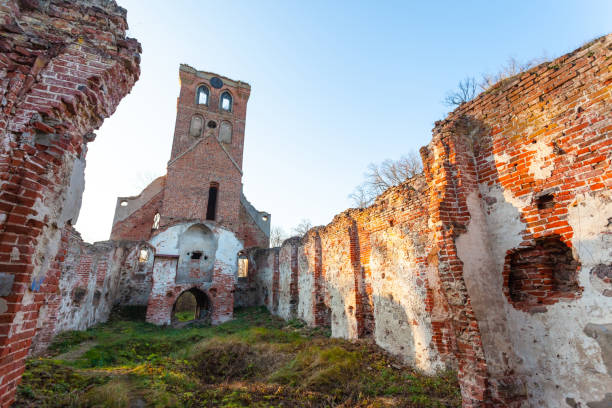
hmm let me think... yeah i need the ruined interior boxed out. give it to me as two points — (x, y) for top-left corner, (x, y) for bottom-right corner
(0, 1), (610, 407)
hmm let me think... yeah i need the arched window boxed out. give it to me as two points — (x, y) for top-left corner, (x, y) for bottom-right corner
(219, 121), (232, 143)
(220, 91), (232, 112)
(189, 115), (204, 138)
(196, 85), (209, 105)
(152, 212), (160, 229)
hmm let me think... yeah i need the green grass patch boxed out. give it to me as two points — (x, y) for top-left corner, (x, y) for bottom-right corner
(15, 307), (461, 407)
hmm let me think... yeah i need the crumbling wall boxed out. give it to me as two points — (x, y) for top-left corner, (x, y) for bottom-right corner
(238, 196), (270, 249)
(248, 35), (611, 407)
(253, 177), (448, 374)
(110, 176), (165, 241)
(276, 237), (299, 320)
(30, 229), (146, 354)
(144, 222), (242, 325)
(444, 34), (612, 407)
(0, 0), (140, 405)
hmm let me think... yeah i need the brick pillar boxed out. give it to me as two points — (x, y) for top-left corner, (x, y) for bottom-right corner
(421, 128), (491, 407)
(288, 242), (299, 317)
(312, 231), (330, 327)
(348, 219), (373, 338)
(271, 250), (280, 313)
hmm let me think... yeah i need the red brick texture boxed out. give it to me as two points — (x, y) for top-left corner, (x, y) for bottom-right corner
(30, 227), (145, 355)
(238, 202), (270, 248)
(0, 1), (140, 405)
(145, 256), (234, 326)
(160, 67), (249, 232)
(110, 176), (166, 241)
(111, 66), (269, 249)
(247, 35), (611, 407)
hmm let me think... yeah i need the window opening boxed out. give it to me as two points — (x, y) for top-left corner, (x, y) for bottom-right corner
(139, 249), (149, 263)
(197, 85), (209, 105)
(120, 200), (128, 207)
(207, 120), (217, 129)
(152, 212), (160, 230)
(220, 91), (232, 112)
(206, 183), (218, 220)
(238, 257), (248, 278)
(191, 251), (202, 260)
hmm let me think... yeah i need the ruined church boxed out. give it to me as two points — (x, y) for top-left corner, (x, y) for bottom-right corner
(0, 1), (610, 407)
(109, 64), (271, 325)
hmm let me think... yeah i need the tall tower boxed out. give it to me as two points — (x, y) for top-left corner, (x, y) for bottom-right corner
(160, 65), (251, 233)
(110, 65), (270, 248)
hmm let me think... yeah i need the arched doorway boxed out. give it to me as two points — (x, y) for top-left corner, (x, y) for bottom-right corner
(171, 288), (210, 325)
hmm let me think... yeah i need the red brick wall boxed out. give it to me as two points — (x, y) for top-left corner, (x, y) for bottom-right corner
(159, 66), (251, 235)
(110, 189), (164, 241)
(0, 1), (140, 405)
(30, 228), (144, 356)
(247, 35), (611, 407)
(238, 202), (270, 248)
(161, 137), (243, 231)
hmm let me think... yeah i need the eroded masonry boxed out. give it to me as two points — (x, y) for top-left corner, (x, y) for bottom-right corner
(0, 1), (610, 407)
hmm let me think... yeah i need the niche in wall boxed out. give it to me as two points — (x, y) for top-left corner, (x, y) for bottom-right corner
(176, 224), (217, 284)
(503, 235), (581, 311)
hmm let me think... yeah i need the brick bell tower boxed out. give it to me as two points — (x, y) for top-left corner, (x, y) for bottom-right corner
(160, 65), (251, 233)
(110, 65), (270, 248)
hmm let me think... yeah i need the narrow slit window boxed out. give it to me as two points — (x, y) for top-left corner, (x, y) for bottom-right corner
(152, 212), (160, 230)
(206, 183), (218, 220)
(220, 91), (232, 112)
(197, 85), (209, 105)
(238, 257), (248, 278)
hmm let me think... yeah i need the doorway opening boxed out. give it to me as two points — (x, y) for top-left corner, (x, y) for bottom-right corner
(171, 288), (210, 325)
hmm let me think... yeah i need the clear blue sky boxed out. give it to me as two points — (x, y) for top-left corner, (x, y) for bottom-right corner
(76, 0), (612, 242)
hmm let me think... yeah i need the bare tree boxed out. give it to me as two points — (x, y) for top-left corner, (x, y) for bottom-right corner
(364, 151), (423, 195)
(443, 77), (477, 107)
(348, 184), (374, 209)
(481, 55), (549, 90)
(292, 219), (313, 237)
(479, 57), (542, 90)
(270, 226), (288, 248)
(349, 151), (423, 208)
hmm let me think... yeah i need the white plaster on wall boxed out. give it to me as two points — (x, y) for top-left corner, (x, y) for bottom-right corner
(527, 139), (554, 180)
(369, 226), (445, 374)
(477, 185), (612, 406)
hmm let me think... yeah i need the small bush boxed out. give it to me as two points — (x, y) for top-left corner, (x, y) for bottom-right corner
(48, 330), (95, 355)
(79, 380), (130, 408)
(193, 338), (282, 383)
(270, 346), (361, 395)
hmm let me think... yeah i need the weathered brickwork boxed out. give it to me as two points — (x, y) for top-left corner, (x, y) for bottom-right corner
(0, 1), (140, 405)
(110, 176), (165, 241)
(110, 67), (270, 248)
(30, 227), (145, 355)
(247, 35), (611, 407)
(0, 2), (608, 406)
(144, 222), (242, 326)
(107, 66), (269, 332)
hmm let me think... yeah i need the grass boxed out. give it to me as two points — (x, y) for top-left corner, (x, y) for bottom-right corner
(15, 307), (461, 407)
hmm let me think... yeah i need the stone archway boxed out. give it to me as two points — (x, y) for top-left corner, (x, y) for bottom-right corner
(171, 288), (211, 325)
